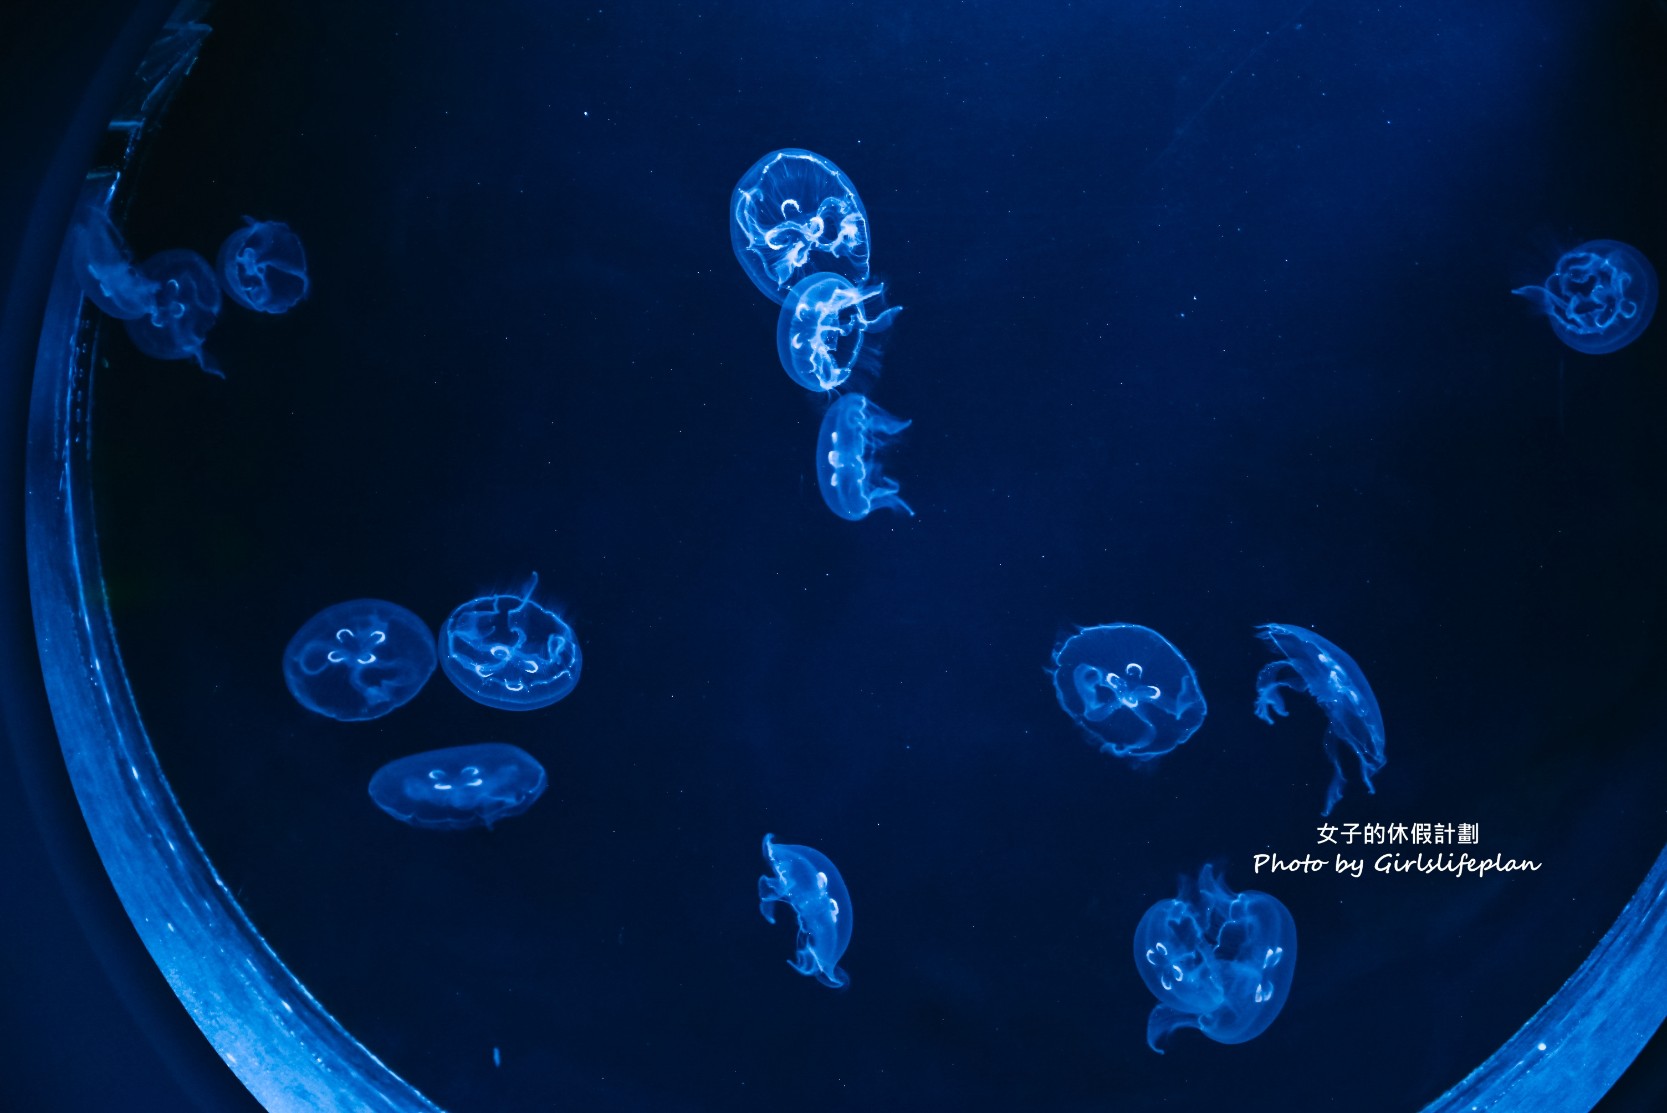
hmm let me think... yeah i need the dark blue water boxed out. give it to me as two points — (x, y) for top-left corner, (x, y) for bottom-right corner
(92, 1), (1667, 1109)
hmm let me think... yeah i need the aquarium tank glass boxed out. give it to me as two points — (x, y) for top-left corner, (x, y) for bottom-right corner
(17, 1), (1667, 1110)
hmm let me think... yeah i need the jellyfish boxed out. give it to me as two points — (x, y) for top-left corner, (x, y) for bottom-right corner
(758, 834), (853, 989)
(122, 249), (223, 377)
(439, 574), (581, 711)
(1512, 240), (1657, 354)
(816, 393), (914, 521)
(1133, 864), (1297, 1053)
(69, 204), (160, 320)
(777, 272), (902, 392)
(368, 743), (546, 831)
(217, 218), (310, 314)
(1253, 623), (1385, 816)
(1049, 623), (1207, 760)
(731, 149), (871, 304)
(282, 599), (437, 721)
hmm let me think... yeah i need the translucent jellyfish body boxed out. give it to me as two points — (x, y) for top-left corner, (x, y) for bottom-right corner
(1050, 623), (1207, 760)
(1253, 623), (1385, 816)
(1133, 864), (1297, 1053)
(122, 249), (223, 377)
(777, 273), (901, 392)
(758, 834), (853, 989)
(816, 393), (914, 521)
(218, 218), (310, 314)
(368, 743), (546, 831)
(1512, 240), (1657, 354)
(282, 599), (437, 721)
(69, 205), (160, 320)
(439, 575), (582, 710)
(731, 149), (871, 304)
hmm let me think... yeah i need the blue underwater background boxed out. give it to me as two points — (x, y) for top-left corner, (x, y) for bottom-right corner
(77, 0), (1666, 1109)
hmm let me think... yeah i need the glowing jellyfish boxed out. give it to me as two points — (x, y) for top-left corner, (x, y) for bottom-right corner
(1512, 240), (1657, 354)
(1050, 623), (1207, 760)
(777, 272), (901, 392)
(217, 218), (310, 314)
(122, 249), (223, 377)
(439, 574), (582, 711)
(758, 833), (852, 989)
(731, 149), (871, 304)
(368, 743), (546, 831)
(816, 393), (913, 522)
(1133, 864), (1297, 1053)
(1253, 623), (1385, 816)
(282, 599), (437, 722)
(69, 204), (159, 320)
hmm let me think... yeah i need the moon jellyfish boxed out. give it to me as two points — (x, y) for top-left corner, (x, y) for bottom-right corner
(439, 574), (582, 711)
(1512, 240), (1657, 354)
(1133, 864), (1297, 1053)
(816, 393), (913, 522)
(282, 599), (437, 722)
(69, 204), (159, 320)
(1253, 623), (1385, 816)
(777, 272), (901, 392)
(731, 148), (871, 304)
(1050, 623), (1207, 760)
(217, 218), (310, 314)
(368, 743), (546, 831)
(122, 249), (223, 377)
(758, 833), (853, 989)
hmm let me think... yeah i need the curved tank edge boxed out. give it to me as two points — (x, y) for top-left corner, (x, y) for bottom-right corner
(1417, 842), (1667, 1111)
(22, 7), (446, 1112)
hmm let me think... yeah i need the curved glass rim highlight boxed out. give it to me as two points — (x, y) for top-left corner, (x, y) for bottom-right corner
(23, 6), (440, 1111)
(20, 6), (1667, 1111)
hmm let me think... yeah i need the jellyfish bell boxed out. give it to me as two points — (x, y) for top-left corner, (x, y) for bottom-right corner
(731, 148), (872, 304)
(282, 599), (437, 722)
(816, 393), (915, 522)
(1512, 239), (1657, 355)
(439, 574), (582, 711)
(368, 743), (547, 831)
(758, 833), (854, 989)
(1253, 623), (1385, 816)
(776, 272), (902, 393)
(1050, 624), (1207, 760)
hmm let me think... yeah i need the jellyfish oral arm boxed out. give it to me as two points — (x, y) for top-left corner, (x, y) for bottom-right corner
(1512, 254), (1638, 336)
(1510, 284), (1555, 314)
(744, 194), (864, 285)
(1320, 732), (1348, 816)
(1253, 660), (1301, 723)
(193, 348), (225, 378)
(757, 874), (783, 924)
(1320, 728), (1378, 817)
(866, 484), (914, 518)
(1146, 1004), (1203, 1054)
